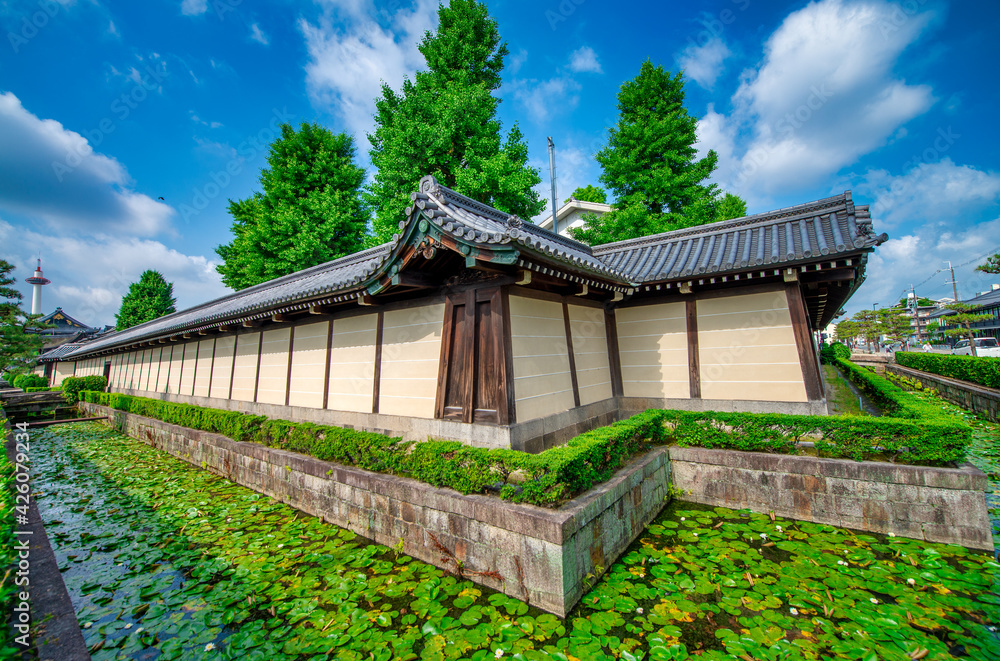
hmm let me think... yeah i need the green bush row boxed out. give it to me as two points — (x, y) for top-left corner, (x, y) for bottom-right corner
(24, 387), (60, 393)
(62, 376), (107, 404)
(80, 391), (666, 507)
(819, 342), (851, 363)
(12, 374), (47, 389)
(896, 351), (1000, 390)
(80, 376), (970, 507)
(663, 407), (968, 464)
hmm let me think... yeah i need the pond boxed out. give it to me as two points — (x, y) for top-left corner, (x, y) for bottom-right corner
(30, 422), (1000, 660)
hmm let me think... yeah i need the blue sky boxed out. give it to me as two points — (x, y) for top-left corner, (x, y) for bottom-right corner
(1, 0), (998, 327)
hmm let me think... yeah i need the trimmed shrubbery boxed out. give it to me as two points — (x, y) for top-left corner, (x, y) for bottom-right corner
(896, 351), (1000, 390)
(62, 376), (107, 404)
(11, 374), (47, 389)
(80, 365), (971, 506)
(819, 342), (851, 364)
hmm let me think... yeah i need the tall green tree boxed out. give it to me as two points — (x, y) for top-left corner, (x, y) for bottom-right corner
(0, 260), (46, 377)
(566, 185), (607, 204)
(115, 270), (177, 331)
(571, 62), (724, 246)
(367, 0), (543, 243)
(715, 192), (748, 221)
(880, 308), (915, 346)
(217, 123), (369, 290)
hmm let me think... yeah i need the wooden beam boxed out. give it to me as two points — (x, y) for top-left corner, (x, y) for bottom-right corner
(563, 301), (581, 408)
(686, 299), (701, 399)
(217, 326), (232, 333)
(516, 270), (532, 286)
(371, 311), (384, 414)
(182, 332), (193, 339)
(284, 326), (295, 407)
(786, 283), (823, 402)
(574, 284), (589, 297)
(309, 305), (332, 315)
(198, 329), (209, 336)
(271, 313), (290, 323)
(242, 319), (260, 328)
(359, 294), (378, 307)
(499, 288), (516, 424)
(605, 309), (624, 398)
(391, 271), (437, 289)
(461, 289), (475, 423)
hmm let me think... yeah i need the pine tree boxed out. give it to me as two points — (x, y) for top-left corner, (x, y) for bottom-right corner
(115, 270), (177, 331)
(217, 123), (369, 290)
(572, 62), (723, 246)
(367, 0), (543, 243)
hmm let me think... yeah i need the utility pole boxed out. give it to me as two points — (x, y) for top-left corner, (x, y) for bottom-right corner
(547, 137), (558, 236)
(945, 261), (959, 302)
(911, 285), (923, 343)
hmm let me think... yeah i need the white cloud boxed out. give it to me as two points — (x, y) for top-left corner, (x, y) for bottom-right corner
(107, 19), (119, 38)
(0, 220), (227, 327)
(181, 0), (207, 16)
(698, 0), (938, 200)
(677, 37), (730, 89)
(301, 0), (438, 141)
(508, 48), (528, 75)
(853, 159), (1000, 228)
(509, 76), (582, 124)
(568, 46), (602, 74)
(0, 92), (174, 237)
(250, 23), (269, 46)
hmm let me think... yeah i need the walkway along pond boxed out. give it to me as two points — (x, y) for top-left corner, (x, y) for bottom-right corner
(28, 422), (1000, 660)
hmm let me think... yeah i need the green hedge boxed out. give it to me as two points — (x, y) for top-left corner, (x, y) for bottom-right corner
(80, 391), (666, 507)
(80, 372), (970, 506)
(12, 374), (47, 389)
(24, 387), (60, 393)
(896, 351), (1000, 389)
(62, 376), (107, 404)
(819, 342), (851, 364)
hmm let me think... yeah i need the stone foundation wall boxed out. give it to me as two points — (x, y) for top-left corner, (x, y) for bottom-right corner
(887, 364), (1000, 422)
(79, 402), (671, 617)
(671, 446), (993, 551)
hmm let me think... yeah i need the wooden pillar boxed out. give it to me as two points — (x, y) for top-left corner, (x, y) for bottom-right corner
(786, 283), (823, 401)
(686, 299), (701, 399)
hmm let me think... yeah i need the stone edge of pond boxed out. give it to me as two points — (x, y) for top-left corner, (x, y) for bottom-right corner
(1, 409), (91, 661)
(76, 404), (673, 618)
(671, 445), (994, 552)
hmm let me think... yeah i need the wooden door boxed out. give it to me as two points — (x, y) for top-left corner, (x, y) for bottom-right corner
(436, 287), (509, 424)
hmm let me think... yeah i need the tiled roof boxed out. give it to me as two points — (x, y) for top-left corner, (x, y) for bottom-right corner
(411, 176), (629, 281)
(62, 179), (884, 360)
(593, 191), (885, 283)
(39, 342), (85, 361)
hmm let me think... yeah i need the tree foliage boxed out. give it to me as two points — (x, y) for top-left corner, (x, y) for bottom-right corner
(572, 62), (744, 246)
(367, 0), (543, 244)
(566, 185), (607, 204)
(115, 270), (177, 331)
(0, 260), (46, 377)
(216, 123), (369, 290)
(976, 254), (1000, 274)
(941, 303), (990, 357)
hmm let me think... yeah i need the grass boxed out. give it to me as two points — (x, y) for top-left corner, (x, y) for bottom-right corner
(28, 421), (1000, 660)
(822, 364), (864, 416)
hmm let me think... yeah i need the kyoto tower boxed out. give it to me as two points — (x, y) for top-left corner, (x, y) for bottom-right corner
(24, 258), (50, 315)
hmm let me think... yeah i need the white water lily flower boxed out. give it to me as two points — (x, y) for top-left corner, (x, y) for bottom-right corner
(494, 650), (504, 659)
(692, 533), (698, 537)
(83, 622), (92, 629)
(760, 533), (768, 539)
(135, 628), (143, 634)
(205, 643), (216, 652)
(870, 598), (878, 604)
(789, 608), (798, 615)
(636, 608), (643, 614)
(680, 517), (686, 521)
(907, 578), (916, 586)
(124, 623), (133, 629)
(888, 532), (895, 538)
(775, 526), (782, 532)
